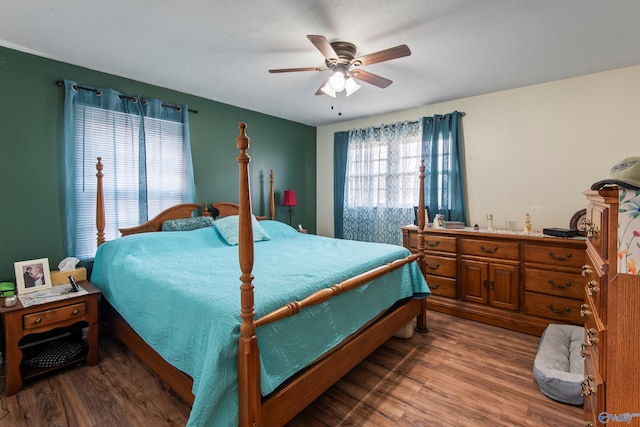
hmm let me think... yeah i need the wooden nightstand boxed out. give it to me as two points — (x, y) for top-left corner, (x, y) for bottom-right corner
(0, 280), (100, 395)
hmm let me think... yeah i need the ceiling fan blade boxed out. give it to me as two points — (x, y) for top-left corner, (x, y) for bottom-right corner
(315, 75), (333, 95)
(307, 35), (339, 63)
(350, 69), (392, 88)
(269, 66), (327, 73)
(352, 44), (411, 67)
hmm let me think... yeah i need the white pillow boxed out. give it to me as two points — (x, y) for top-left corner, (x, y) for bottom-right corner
(215, 215), (271, 245)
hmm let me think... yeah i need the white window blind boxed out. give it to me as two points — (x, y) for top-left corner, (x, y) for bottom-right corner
(72, 106), (188, 259)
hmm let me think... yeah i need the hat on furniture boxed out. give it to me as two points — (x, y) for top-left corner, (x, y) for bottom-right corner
(591, 156), (640, 190)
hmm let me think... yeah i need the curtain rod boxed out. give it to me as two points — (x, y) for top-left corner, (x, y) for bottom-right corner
(424, 111), (466, 122)
(366, 112), (466, 131)
(55, 80), (198, 114)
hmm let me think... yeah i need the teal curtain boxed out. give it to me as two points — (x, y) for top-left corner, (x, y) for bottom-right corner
(421, 112), (467, 224)
(63, 79), (194, 259)
(333, 131), (349, 238)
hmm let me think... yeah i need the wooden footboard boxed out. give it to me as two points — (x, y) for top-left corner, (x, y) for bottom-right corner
(234, 123), (428, 426)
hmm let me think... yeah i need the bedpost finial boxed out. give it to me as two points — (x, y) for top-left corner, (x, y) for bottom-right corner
(237, 122), (250, 151)
(96, 157), (103, 174)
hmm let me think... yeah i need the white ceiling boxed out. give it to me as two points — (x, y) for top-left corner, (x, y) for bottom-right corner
(2, 0), (640, 127)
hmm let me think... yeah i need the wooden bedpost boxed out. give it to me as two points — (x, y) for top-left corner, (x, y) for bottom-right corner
(415, 160), (429, 332)
(236, 123), (262, 427)
(269, 170), (275, 220)
(96, 157), (105, 247)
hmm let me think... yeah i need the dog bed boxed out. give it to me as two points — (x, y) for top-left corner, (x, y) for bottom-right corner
(533, 324), (584, 405)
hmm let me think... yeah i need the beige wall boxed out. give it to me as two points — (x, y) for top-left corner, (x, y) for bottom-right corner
(316, 65), (640, 237)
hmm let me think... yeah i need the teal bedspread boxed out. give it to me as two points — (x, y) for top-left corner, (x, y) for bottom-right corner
(91, 220), (429, 426)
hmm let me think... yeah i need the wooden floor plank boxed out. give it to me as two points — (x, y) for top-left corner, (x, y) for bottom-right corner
(0, 311), (583, 426)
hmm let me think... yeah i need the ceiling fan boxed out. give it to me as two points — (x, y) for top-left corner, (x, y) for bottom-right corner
(268, 35), (411, 97)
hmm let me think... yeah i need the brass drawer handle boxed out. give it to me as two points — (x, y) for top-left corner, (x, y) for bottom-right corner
(587, 280), (600, 295)
(547, 279), (572, 289)
(580, 343), (590, 358)
(547, 303), (571, 315)
(425, 240), (440, 248)
(430, 282), (441, 290)
(580, 303), (591, 318)
(581, 265), (592, 277)
(580, 375), (596, 396)
(479, 245), (498, 253)
(425, 262), (440, 270)
(584, 219), (599, 238)
(72, 309), (80, 315)
(34, 317), (42, 324)
(586, 328), (599, 345)
(547, 251), (572, 261)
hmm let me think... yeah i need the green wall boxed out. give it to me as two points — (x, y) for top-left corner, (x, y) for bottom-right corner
(0, 46), (316, 281)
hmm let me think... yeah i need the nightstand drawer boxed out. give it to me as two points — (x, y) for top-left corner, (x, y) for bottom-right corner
(23, 302), (86, 330)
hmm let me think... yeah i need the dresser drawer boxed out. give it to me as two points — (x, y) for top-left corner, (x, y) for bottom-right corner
(523, 243), (585, 269)
(460, 238), (519, 260)
(524, 268), (583, 300)
(584, 314), (604, 376)
(423, 255), (457, 277)
(583, 250), (605, 316)
(582, 355), (604, 425)
(423, 235), (457, 253)
(23, 302), (87, 330)
(522, 292), (583, 323)
(407, 232), (457, 253)
(587, 202), (608, 262)
(424, 274), (456, 298)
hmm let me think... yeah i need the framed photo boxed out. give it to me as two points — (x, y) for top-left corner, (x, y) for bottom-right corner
(14, 258), (52, 294)
(413, 206), (431, 226)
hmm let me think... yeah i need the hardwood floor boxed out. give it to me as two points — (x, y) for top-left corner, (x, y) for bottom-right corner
(0, 311), (583, 426)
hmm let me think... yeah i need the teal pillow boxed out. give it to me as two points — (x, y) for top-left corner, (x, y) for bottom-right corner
(215, 215), (270, 245)
(162, 216), (215, 232)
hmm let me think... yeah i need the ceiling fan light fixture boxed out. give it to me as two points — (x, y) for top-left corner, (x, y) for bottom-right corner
(345, 77), (361, 96)
(328, 69), (346, 92)
(320, 84), (337, 97)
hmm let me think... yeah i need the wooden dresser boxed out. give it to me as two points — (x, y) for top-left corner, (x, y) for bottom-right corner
(401, 225), (586, 336)
(581, 188), (640, 426)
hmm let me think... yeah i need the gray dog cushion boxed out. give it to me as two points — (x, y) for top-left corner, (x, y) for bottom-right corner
(533, 324), (584, 405)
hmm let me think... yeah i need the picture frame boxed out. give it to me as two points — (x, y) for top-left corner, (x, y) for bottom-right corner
(14, 258), (52, 294)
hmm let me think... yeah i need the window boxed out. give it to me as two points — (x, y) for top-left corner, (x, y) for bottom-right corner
(63, 81), (193, 259)
(334, 112), (466, 243)
(343, 121), (422, 244)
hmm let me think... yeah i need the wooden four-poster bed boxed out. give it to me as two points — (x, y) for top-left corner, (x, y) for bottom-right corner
(91, 122), (429, 426)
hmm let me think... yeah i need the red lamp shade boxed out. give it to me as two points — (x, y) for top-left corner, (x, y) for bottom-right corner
(282, 190), (298, 207)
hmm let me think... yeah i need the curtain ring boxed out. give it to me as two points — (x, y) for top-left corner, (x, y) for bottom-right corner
(96, 89), (102, 96)
(132, 97), (138, 103)
(141, 98), (148, 106)
(176, 106), (182, 112)
(72, 85), (78, 91)
(118, 95), (122, 100)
